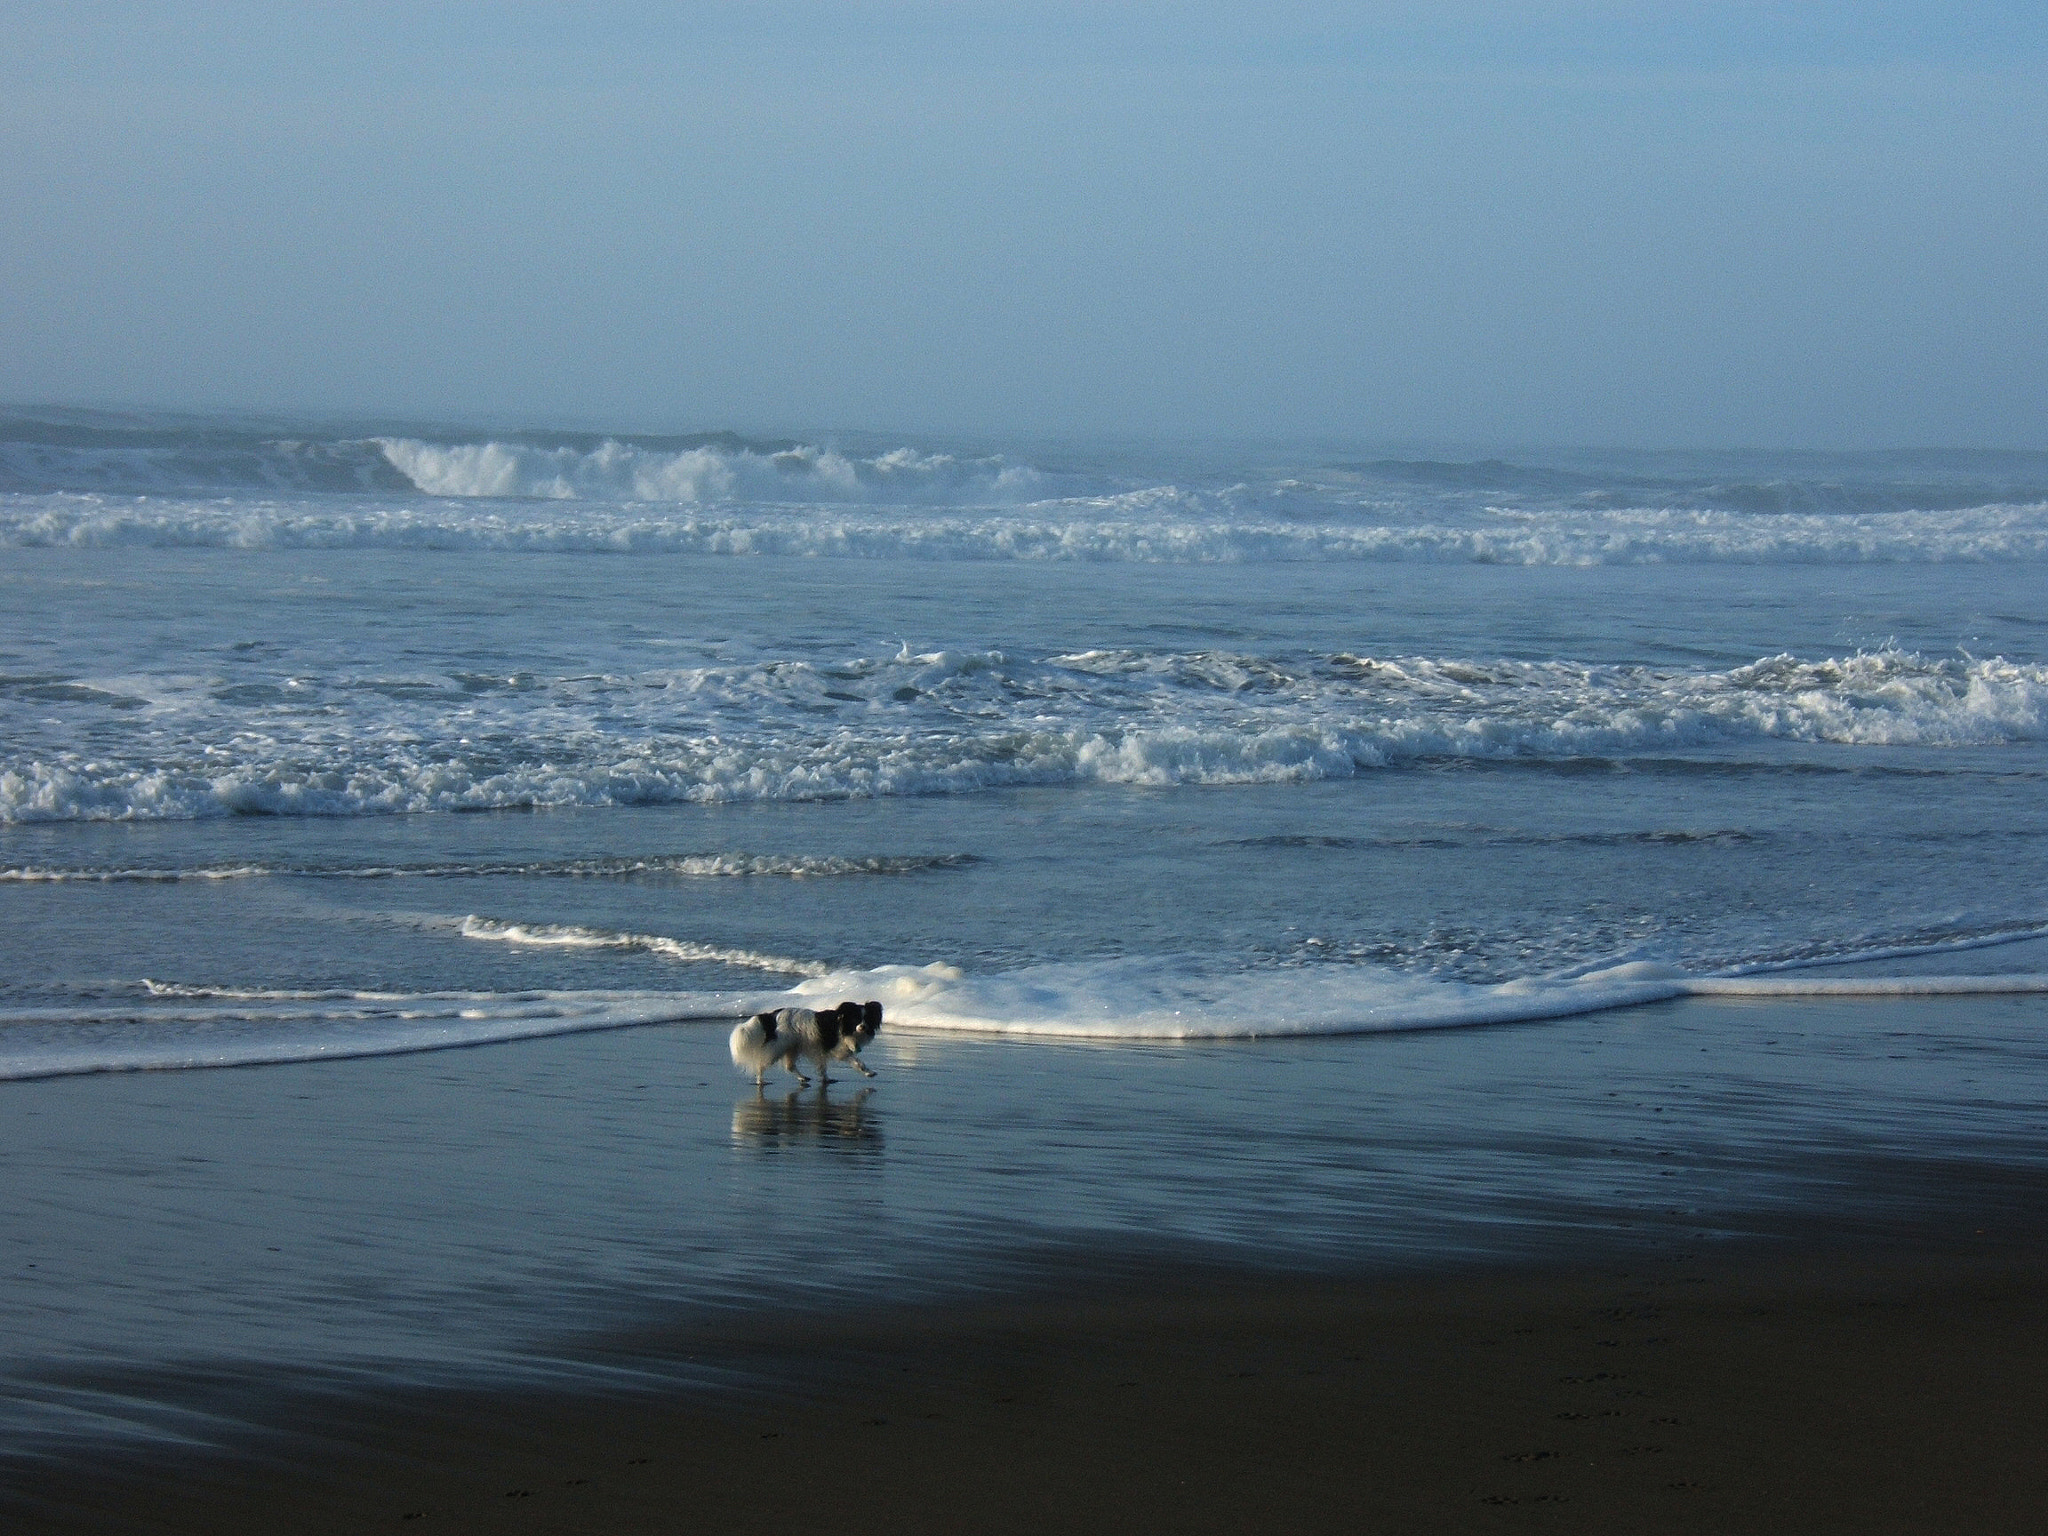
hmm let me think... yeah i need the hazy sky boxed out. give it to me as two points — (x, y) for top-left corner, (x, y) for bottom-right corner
(4, 3), (2044, 445)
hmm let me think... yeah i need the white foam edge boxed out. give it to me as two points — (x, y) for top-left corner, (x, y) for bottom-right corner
(0, 990), (755, 1083)
(785, 957), (2048, 1040)
(782, 959), (1681, 1042)
(7, 959), (2048, 1083)
(455, 915), (830, 976)
(1707, 923), (2048, 977)
(1685, 974), (2048, 997)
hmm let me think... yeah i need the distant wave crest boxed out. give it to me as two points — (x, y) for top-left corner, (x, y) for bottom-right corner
(0, 435), (1041, 505)
(375, 438), (1042, 504)
(8, 490), (2047, 564)
(455, 916), (832, 976)
(0, 852), (976, 882)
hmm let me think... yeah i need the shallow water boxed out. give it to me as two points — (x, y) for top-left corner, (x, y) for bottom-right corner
(8, 428), (2048, 1067)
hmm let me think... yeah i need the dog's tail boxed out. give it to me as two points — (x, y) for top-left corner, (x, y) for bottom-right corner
(729, 1011), (784, 1073)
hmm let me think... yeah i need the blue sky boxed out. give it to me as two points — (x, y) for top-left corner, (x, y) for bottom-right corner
(3, 3), (2043, 445)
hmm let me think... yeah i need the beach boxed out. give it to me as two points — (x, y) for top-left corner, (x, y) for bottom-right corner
(16, 1245), (2048, 1534)
(10, 0), (2048, 1516)
(6, 425), (2048, 1529)
(5, 989), (2048, 1532)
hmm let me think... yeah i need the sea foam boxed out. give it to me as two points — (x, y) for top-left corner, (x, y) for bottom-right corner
(5, 647), (2043, 822)
(0, 989), (740, 1082)
(9, 489), (2048, 566)
(8, 954), (2047, 1080)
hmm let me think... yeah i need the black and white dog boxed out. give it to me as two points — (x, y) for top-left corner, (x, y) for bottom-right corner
(730, 1000), (882, 1086)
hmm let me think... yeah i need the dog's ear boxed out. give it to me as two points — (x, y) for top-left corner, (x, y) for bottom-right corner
(864, 1000), (883, 1030)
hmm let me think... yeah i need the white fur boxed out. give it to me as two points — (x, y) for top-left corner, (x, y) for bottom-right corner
(729, 1008), (812, 1085)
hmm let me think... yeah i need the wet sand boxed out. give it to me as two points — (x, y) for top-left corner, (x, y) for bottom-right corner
(10, 1234), (2048, 1535)
(4, 991), (2048, 1531)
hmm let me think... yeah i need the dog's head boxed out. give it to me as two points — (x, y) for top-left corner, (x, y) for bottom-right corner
(817, 1000), (881, 1049)
(842, 999), (881, 1048)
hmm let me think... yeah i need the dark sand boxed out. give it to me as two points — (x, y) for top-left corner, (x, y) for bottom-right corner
(7, 992), (2048, 1531)
(10, 1237), (2048, 1535)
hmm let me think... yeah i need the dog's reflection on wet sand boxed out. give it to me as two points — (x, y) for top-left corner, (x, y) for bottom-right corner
(731, 1085), (881, 1150)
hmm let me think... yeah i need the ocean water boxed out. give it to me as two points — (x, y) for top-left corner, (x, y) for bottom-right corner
(3, 409), (2048, 1450)
(5, 409), (2048, 1071)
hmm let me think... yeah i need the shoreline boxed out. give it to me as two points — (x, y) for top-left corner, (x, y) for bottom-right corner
(8, 1231), (2048, 1534)
(11, 948), (2048, 1083)
(4, 988), (2047, 1530)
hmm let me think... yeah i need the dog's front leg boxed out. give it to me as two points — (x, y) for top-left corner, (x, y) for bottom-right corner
(847, 1053), (877, 1078)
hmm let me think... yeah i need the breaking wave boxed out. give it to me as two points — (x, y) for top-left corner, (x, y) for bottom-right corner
(375, 438), (1041, 503)
(0, 436), (1040, 506)
(8, 417), (2047, 563)
(4, 647), (2043, 822)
